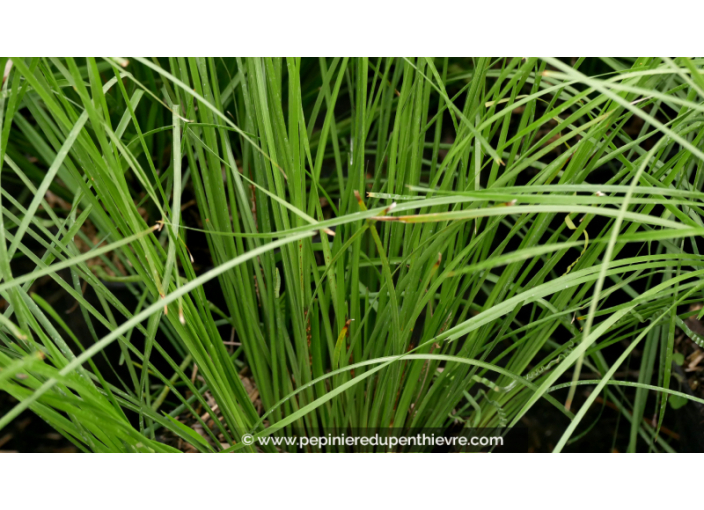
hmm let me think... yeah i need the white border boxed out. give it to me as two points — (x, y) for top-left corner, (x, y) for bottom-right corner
(1, 455), (686, 506)
(1, 1), (700, 54)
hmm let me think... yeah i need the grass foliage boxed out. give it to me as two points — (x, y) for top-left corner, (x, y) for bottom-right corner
(2, 57), (704, 452)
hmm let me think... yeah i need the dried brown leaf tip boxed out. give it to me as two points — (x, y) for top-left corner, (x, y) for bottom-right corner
(382, 202), (397, 215)
(354, 189), (364, 207)
(2, 59), (12, 85)
(342, 318), (354, 336)
(433, 252), (442, 270)
(370, 202), (399, 221)
(185, 244), (195, 263)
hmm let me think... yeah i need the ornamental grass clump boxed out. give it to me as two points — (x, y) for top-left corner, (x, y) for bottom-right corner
(1, 57), (704, 452)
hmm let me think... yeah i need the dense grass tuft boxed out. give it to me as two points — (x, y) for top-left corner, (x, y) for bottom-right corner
(2, 57), (704, 452)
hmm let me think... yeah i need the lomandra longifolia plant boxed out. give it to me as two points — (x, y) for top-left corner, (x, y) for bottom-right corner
(2, 57), (704, 452)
